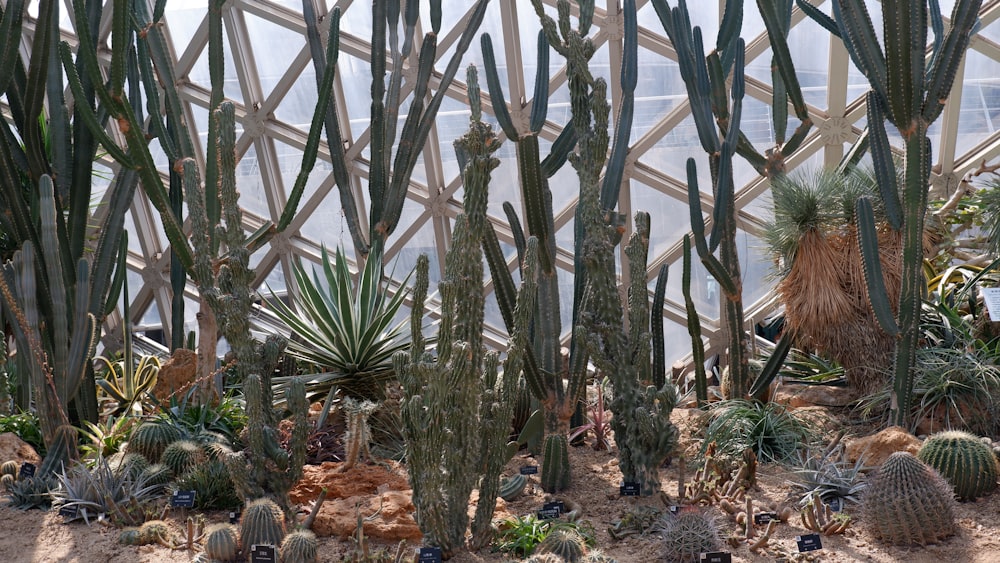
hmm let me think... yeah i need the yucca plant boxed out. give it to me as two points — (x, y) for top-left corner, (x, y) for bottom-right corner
(267, 245), (412, 403)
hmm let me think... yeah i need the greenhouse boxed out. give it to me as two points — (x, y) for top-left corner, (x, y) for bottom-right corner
(2, 0), (1000, 561)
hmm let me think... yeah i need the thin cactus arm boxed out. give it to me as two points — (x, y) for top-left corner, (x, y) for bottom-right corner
(855, 196), (900, 337)
(921, 0), (981, 123)
(833, 0), (889, 108)
(0, 0), (26, 97)
(651, 264), (668, 388)
(686, 160), (738, 298)
(682, 235), (708, 407)
(600, 0), (637, 212)
(480, 33), (520, 140)
(749, 331), (794, 400)
(797, 0), (841, 37)
(866, 91), (903, 229)
(882, 0), (927, 128)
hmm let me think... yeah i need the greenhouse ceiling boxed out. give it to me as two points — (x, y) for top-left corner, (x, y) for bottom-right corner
(5, 0), (1000, 367)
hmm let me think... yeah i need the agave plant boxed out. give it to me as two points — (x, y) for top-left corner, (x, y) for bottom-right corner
(52, 457), (165, 526)
(791, 443), (868, 507)
(267, 245), (412, 402)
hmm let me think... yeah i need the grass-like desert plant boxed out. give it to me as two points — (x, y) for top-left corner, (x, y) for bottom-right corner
(704, 399), (816, 463)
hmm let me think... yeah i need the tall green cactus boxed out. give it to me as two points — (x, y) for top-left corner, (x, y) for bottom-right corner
(0, 0), (132, 430)
(797, 0), (981, 426)
(653, 0), (812, 398)
(397, 67), (534, 557)
(301, 0), (491, 261)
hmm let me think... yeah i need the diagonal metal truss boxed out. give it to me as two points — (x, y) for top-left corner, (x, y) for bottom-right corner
(6, 0), (1000, 369)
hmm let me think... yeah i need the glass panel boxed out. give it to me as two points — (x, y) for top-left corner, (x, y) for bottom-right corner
(244, 11), (307, 101)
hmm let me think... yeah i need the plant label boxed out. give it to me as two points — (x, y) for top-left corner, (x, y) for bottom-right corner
(983, 287), (1000, 321)
(754, 512), (778, 525)
(19, 462), (35, 479)
(418, 547), (442, 562)
(669, 505), (680, 515)
(796, 533), (823, 552)
(543, 500), (565, 514)
(519, 465), (538, 475)
(58, 505), (78, 519)
(171, 490), (196, 508)
(249, 544), (277, 563)
(619, 481), (641, 496)
(700, 552), (732, 563)
(827, 497), (843, 512)
(229, 511), (240, 524)
(537, 506), (561, 520)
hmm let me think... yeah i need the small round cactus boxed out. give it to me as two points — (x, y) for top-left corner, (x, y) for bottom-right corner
(861, 451), (956, 546)
(127, 421), (182, 463)
(204, 523), (240, 561)
(918, 430), (999, 501)
(1, 460), (19, 477)
(139, 463), (172, 488)
(279, 529), (318, 563)
(0, 473), (14, 490)
(240, 498), (286, 550)
(108, 452), (149, 479)
(524, 554), (565, 563)
(582, 550), (618, 563)
(161, 439), (205, 476)
(534, 528), (587, 563)
(657, 511), (722, 563)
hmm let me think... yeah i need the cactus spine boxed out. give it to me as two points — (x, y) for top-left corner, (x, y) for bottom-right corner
(204, 523), (240, 562)
(918, 430), (999, 501)
(862, 451), (956, 545)
(240, 498), (287, 552)
(279, 529), (318, 563)
(161, 440), (204, 477)
(397, 66), (536, 558)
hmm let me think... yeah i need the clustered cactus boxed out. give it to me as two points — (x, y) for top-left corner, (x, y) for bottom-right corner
(861, 452), (956, 545)
(918, 430), (999, 501)
(396, 67), (535, 558)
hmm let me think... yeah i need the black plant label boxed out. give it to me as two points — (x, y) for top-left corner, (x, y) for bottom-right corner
(249, 544), (277, 563)
(700, 552), (732, 563)
(619, 481), (641, 496)
(229, 511), (240, 524)
(19, 463), (35, 480)
(537, 507), (561, 520)
(796, 534), (823, 552)
(58, 505), (78, 519)
(171, 490), (196, 508)
(519, 465), (538, 475)
(754, 512), (778, 525)
(827, 497), (843, 512)
(418, 547), (442, 562)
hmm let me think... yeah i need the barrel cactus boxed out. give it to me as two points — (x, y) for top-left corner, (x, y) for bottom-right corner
(534, 528), (587, 563)
(656, 511), (722, 563)
(161, 440), (205, 477)
(240, 498), (286, 550)
(139, 463), (172, 488)
(128, 421), (182, 463)
(861, 452), (956, 545)
(204, 523), (240, 561)
(1, 460), (18, 477)
(1, 473), (14, 490)
(918, 430), (999, 501)
(279, 529), (318, 563)
(108, 452), (149, 479)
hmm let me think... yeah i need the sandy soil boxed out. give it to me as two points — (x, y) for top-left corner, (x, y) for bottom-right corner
(3, 419), (1000, 562)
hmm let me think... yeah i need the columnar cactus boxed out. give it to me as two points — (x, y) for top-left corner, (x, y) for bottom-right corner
(861, 452), (956, 545)
(397, 66), (536, 558)
(918, 430), (999, 500)
(797, 0), (983, 426)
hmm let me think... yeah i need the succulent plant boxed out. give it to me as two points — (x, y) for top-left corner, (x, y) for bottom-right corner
(279, 529), (318, 563)
(120, 520), (173, 547)
(791, 444), (868, 506)
(534, 528), (586, 563)
(582, 551), (618, 563)
(5, 475), (54, 510)
(918, 430), (999, 501)
(128, 421), (183, 464)
(51, 458), (164, 525)
(108, 452), (150, 480)
(0, 473), (14, 490)
(138, 463), (172, 490)
(240, 498), (286, 550)
(203, 523), (240, 562)
(655, 511), (722, 563)
(861, 452), (956, 545)
(499, 474), (528, 502)
(1, 460), (18, 477)
(174, 460), (241, 510)
(161, 439), (205, 477)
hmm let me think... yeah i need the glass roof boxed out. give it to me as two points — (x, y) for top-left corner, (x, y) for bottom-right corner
(7, 0), (1000, 368)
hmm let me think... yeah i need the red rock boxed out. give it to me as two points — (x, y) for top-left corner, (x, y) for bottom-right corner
(845, 426), (921, 466)
(0, 432), (41, 466)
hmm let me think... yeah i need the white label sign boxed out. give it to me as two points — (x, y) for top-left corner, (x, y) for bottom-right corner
(982, 287), (1000, 321)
